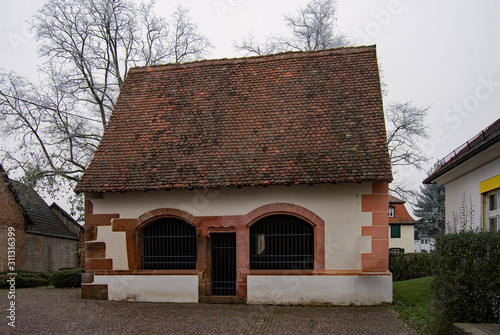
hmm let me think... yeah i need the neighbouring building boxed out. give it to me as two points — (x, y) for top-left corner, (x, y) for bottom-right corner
(388, 195), (416, 253)
(75, 46), (393, 305)
(0, 165), (80, 272)
(424, 118), (500, 233)
(50, 202), (85, 243)
(414, 233), (435, 253)
(50, 202), (85, 267)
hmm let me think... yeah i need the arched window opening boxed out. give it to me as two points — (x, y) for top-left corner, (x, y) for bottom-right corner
(250, 215), (314, 270)
(141, 218), (197, 270)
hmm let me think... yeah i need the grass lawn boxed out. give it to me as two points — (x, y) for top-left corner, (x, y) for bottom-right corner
(393, 276), (433, 334)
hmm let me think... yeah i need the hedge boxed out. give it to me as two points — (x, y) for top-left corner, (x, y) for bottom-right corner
(49, 268), (84, 288)
(0, 271), (50, 289)
(432, 231), (500, 334)
(1, 268), (84, 289)
(389, 252), (433, 282)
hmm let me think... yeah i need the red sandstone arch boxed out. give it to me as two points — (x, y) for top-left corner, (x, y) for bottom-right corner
(136, 208), (196, 231)
(245, 203), (325, 271)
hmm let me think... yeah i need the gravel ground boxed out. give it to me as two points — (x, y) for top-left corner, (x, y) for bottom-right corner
(1, 287), (416, 334)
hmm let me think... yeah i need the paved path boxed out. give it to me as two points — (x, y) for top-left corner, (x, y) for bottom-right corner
(1, 288), (416, 334)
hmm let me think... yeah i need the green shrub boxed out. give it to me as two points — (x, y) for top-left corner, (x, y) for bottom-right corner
(50, 268), (84, 288)
(432, 231), (500, 334)
(389, 252), (433, 282)
(0, 271), (50, 289)
(38, 272), (52, 280)
(16, 275), (50, 288)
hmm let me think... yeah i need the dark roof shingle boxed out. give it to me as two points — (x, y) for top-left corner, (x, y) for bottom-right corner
(9, 180), (79, 240)
(75, 46), (392, 193)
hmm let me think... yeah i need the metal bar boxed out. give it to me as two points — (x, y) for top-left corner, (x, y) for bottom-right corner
(212, 233), (236, 295)
(142, 218), (196, 270)
(250, 215), (313, 270)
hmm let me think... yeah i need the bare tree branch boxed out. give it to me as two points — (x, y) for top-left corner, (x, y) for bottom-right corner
(1, 0), (212, 206)
(171, 6), (213, 63)
(235, 0), (350, 56)
(386, 101), (429, 169)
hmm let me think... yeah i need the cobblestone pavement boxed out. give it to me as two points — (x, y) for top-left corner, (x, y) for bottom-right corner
(1, 288), (416, 335)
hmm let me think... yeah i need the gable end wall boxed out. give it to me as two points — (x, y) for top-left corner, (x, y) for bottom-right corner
(0, 177), (26, 272)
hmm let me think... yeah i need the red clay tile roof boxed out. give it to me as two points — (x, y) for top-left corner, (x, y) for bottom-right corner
(389, 195), (417, 225)
(389, 195), (405, 204)
(75, 46), (392, 193)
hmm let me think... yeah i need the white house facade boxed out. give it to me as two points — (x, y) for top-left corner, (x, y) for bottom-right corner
(414, 233), (435, 253)
(83, 182), (391, 304)
(388, 196), (416, 253)
(424, 118), (500, 233)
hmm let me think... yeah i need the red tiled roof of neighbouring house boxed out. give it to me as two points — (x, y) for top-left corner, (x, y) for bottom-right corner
(389, 195), (405, 204)
(389, 195), (417, 225)
(75, 46), (392, 193)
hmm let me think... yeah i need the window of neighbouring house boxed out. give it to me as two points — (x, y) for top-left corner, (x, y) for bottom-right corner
(489, 193), (498, 211)
(391, 224), (401, 238)
(389, 206), (395, 217)
(485, 189), (500, 232)
(141, 217), (197, 270)
(489, 217), (498, 232)
(250, 214), (314, 270)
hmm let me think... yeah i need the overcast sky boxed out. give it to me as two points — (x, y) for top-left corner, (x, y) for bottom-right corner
(1, 0), (500, 206)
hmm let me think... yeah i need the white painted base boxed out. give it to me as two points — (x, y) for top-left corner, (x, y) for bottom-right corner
(92, 275), (198, 302)
(247, 275), (393, 305)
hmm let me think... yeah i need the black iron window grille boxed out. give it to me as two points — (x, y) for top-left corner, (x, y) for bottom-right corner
(211, 233), (236, 295)
(250, 214), (314, 270)
(142, 218), (197, 270)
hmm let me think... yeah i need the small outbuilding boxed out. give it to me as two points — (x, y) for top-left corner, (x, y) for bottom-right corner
(76, 46), (393, 304)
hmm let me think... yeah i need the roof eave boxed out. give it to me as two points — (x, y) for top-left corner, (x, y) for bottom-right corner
(75, 176), (393, 194)
(424, 134), (500, 184)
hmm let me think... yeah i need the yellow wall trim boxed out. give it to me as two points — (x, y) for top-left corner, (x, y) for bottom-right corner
(480, 174), (500, 193)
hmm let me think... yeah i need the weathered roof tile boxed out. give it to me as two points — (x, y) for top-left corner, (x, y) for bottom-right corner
(75, 46), (392, 193)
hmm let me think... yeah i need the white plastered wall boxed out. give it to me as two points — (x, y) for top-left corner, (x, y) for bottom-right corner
(389, 225), (415, 253)
(444, 158), (500, 232)
(91, 183), (373, 271)
(92, 275), (198, 302)
(247, 275), (392, 305)
(94, 226), (128, 270)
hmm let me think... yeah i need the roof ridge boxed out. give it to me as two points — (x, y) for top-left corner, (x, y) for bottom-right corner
(389, 195), (405, 203)
(50, 202), (82, 227)
(132, 45), (377, 73)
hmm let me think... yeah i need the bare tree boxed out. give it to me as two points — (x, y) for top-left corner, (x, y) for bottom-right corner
(235, 0), (429, 202)
(386, 101), (428, 170)
(1, 0), (212, 217)
(32, 0), (211, 130)
(171, 6), (213, 63)
(235, 0), (349, 55)
(385, 101), (429, 200)
(0, 69), (98, 185)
